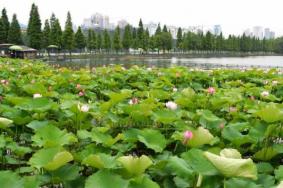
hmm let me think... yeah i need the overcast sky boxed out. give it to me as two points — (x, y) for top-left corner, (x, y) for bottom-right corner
(1, 0), (283, 36)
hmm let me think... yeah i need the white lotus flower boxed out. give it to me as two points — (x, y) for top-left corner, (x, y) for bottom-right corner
(173, 87), (178, 92)
(261, 91), (269, 97)
(33, 93), (42, 98)
(272, 80), (278, 86)
(165, 101), (177, 110)
(78, 103), (89, 112)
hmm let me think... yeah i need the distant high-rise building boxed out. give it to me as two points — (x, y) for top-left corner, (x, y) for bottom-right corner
(244, 29), (252, 37)
(253, 26), (264, 39)
(270, 31), (275, 39)
(82, 13), (113, 30)
(264, 28), (275, 39)
(213, 25), (222, 36)
(117, 19), (128, 29)
(168, 26), (178, 39)
(144, 22), (158, 36)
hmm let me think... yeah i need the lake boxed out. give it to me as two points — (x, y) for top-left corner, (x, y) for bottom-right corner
(47, 56), (283, 69)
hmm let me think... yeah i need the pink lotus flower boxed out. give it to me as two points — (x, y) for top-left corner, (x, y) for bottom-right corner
(183, 130), (193, 145)
(79, 91), (85, 96)
(128, 98), (139, 105)
(165, 101), (178, 110)
(207, 87), (216, 94)
(1, 79), (8, 85)
(250, 96), (255, 100)
(76, 84), (81, 89)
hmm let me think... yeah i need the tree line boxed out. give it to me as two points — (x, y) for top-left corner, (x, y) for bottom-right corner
(1, 3), (283, 54)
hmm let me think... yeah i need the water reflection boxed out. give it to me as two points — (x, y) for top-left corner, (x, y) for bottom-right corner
(47, 56), (283, 70)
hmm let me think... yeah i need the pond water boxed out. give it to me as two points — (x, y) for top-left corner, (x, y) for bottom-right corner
(47, 56), (283, 69)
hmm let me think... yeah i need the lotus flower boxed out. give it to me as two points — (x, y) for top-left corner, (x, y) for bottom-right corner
(33, 93), (42, 98)
(173, 87), (178, 92)
(183, 130), (193, 145)
(272, 80), (278, 86)
(207, 87), (216, 94)
(229, 107), (237, 113)
(261, 91), (269, 97)
(128, 98), (139, 105)
(78, 103), (89, 112)
(76, 84), (81, 89)
(1, 79), (8, 85)
(79, 91), (84, 96)
(165, 101), (177, 110)
(31, 79), (35, 84)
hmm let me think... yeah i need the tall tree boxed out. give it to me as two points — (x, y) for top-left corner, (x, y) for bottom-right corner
(74, 26), (86, 51)
(102, 29), (111, 52)
(50, 14), (62, 47)
(137, 19), (144, 49)
(176, 27), (183, 50)
(27, 3), (42, 49)
(96, 33), (102, 51)
(113, 26), (121, 53)
(122, 24), (132, 51)
(7, 14), (22, 44)
(0, 8), (10, 43)
(143, 28), (150, 51)
(42, 19), (50, 49)
(62, 11), (74, 54)
(131, 28), (138, 49)
(87, 29), (96, 52)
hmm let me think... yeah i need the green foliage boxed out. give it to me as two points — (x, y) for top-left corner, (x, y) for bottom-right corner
(0, 58), (282, 187)
(0, 8), (10, 43)
(113, 26), (122, 52)
(8, 14), (22, 44)
(74, 26), (86, 51)
(42, 19), (51, 49)
(62, 12), (74, 53)
(27, 3), (42, 49)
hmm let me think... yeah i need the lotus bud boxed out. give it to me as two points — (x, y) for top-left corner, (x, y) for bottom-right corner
(33, 93), (42, 98)
(165, 101), (178, 110)
(183, 130), (193, 145)
(207, 87), (216, 95)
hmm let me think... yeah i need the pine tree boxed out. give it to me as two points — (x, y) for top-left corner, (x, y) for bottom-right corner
(74, 26), (86, 51)
(87, 29), (96, 52)
(103, 29), (111, 52)
(176, 27), (183, 50)
(137, 19), (144, 49)
(27, 4), (42, 49)
(131, 28), (138, 49)
(113, 26), (121, 53)
(62, 11), (74, 54)
(7, 14), (22, 44)
(96, 33), (102, 51)
(143, 29), (150, 51)
(42, 19), (50, 49)
(122, 24), (132, 51)
(0, 8), (10, 43)
(49, 14), (62, 47)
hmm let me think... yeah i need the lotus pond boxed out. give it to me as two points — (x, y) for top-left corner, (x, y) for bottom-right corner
(0, 58), (283, 188)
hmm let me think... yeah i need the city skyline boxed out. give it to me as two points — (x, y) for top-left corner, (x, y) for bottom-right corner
(1, 0), (282, 37)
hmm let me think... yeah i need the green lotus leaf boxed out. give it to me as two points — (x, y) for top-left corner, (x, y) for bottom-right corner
(153, 110), (179, 124)
(165, 156), (194, 178)
(85, 170), (129, 188)
(254, 147), (279, 161)
(22, 83), (47, 95)
(117, 155), (153, 176)
(220, 148), (242, 159)
(23, 176), (41, 188)
(198, 110), (226, 130)
(255, 103), (283, 123)
(224, 178), (260, 188)
(181, 148), (218, 176)
(82, 153), (117, 169)
(29, 147), (73, 171)
(275, 166), (283, 181)
(0, 117), (13, 129)
(128, 176), (160, 188)
(16, 98), (58, 112)
(32, 124), (78, 148)
(187, 127), (214, 147)
(0, 171), (23, 188)
(204, 150), (257, 179)
(137, 129), (167, 152)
